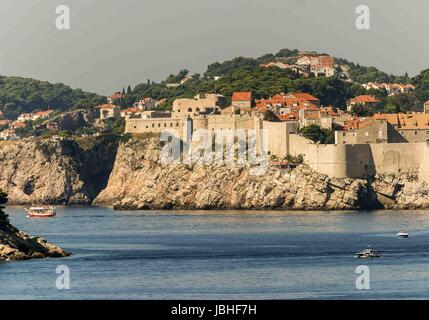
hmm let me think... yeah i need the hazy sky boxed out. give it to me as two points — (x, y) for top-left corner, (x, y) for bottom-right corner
(0, 0), (428, 95)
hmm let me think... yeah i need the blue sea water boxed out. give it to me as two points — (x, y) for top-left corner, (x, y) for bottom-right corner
(2, 207), (429, 299)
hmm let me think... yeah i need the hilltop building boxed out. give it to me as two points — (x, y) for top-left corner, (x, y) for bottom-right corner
(347, 95), (382, 112)
(98, 104), (121, 120)
(172, 93), (226, 117)
(362, 82), (415, 96)
(296, 54), (335, 77)
(107, 92), (125, 104)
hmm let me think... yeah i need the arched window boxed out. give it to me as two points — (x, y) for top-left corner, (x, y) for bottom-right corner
(188, 108), (192, 112)
(196, 107), (200, 112)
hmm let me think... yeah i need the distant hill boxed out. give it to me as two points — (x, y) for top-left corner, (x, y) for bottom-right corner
(0, 76), (106, 119)
(125, 48), (427, 113)
(3, 49), (429, 119)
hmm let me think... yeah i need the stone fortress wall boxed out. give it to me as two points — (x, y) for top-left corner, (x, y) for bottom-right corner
(126, 109), (429, 182)
(288, 134), (429, 182)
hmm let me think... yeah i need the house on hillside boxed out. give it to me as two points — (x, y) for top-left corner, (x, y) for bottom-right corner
(347, 95), (381, 112)
(107, 92), (125, 104)
(0, 129), (18, 140)
(97, 104), (121, 120)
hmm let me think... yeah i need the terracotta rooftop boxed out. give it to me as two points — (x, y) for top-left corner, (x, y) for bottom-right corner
(232, 92), (252, 101)
(349, 95), (381, 104)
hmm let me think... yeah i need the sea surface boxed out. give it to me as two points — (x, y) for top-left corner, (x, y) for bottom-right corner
(2, 207), (429, 300)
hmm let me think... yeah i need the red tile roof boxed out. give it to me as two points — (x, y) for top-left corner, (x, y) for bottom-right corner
(349, 95), (381, 104)
(278, 113), (299, 121)
(109, 92), (125, 99)
(232, 92), (252, 101)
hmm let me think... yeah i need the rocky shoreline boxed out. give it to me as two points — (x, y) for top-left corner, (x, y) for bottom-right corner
(2, 135), (429, 211)
(0, 223), (70, 261)
(0, 189), (69, 262)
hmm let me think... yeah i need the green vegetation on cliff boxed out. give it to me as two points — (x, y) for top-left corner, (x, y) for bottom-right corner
(126, 49), (422, 112)
(0, 76), (106, 120)
(0, 190), (9, 226)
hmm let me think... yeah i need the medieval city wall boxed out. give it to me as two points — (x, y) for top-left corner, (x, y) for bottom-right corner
(288, 135), (429, 180)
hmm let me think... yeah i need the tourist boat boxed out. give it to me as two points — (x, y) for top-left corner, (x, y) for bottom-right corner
(25, 206), (56, 218)
(396, 229), (409, 238)
(355, 246), (381, 258)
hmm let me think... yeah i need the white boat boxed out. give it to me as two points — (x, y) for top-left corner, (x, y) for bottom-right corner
(355, 246), (381, 258)
(25, 206), (56, 218)
(396, 229), (409, 238)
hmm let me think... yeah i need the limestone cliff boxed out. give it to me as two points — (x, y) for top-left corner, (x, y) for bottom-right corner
(94, 136), (429, 210)
(2, 134), (429, 210)
(0, 135), (119, 205)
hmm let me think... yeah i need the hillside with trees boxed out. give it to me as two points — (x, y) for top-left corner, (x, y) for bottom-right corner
(126, 48), (426, 113)
(0, 76), (106, 119)
(3, 49), (429, 120)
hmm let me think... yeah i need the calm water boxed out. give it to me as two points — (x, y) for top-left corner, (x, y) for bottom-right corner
(2, 207), (429, 299)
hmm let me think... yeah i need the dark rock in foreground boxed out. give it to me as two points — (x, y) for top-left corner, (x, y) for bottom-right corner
(0, 223), (70, 262)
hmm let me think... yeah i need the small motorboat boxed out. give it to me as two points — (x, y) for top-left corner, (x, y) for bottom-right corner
(25, 206), (56, 218)
(396, 229), (409, 238)
(355, 246), (381, 258)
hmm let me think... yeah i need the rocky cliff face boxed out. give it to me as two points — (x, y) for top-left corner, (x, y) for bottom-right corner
(94, 136), (429, 210)
(0, 222), (69, 261)
(0, 135), (119, 205)
(2, 135), (429, 210)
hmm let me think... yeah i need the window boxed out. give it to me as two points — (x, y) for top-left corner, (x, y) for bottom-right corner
(158, 123), (161, 127)
(152, 124), (154, 128)
(196, 107), (200, 112)
(188, 108), (192, 112)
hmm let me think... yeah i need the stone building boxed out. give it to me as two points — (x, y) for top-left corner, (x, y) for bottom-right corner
(347, 95), (381, 112)
(232, 92), (253, 109)
(335, 115), (389, 144)
(98, 104), (121, 120)
(335, 113), (429, 144)
(172, 93), (226, 117)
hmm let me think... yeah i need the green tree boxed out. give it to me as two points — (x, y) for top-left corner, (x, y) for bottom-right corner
(300, 125), (334, 144)
(351, 104), (375, 117)
(263, 110), (280, 122)
(0, 189), (10, 226)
